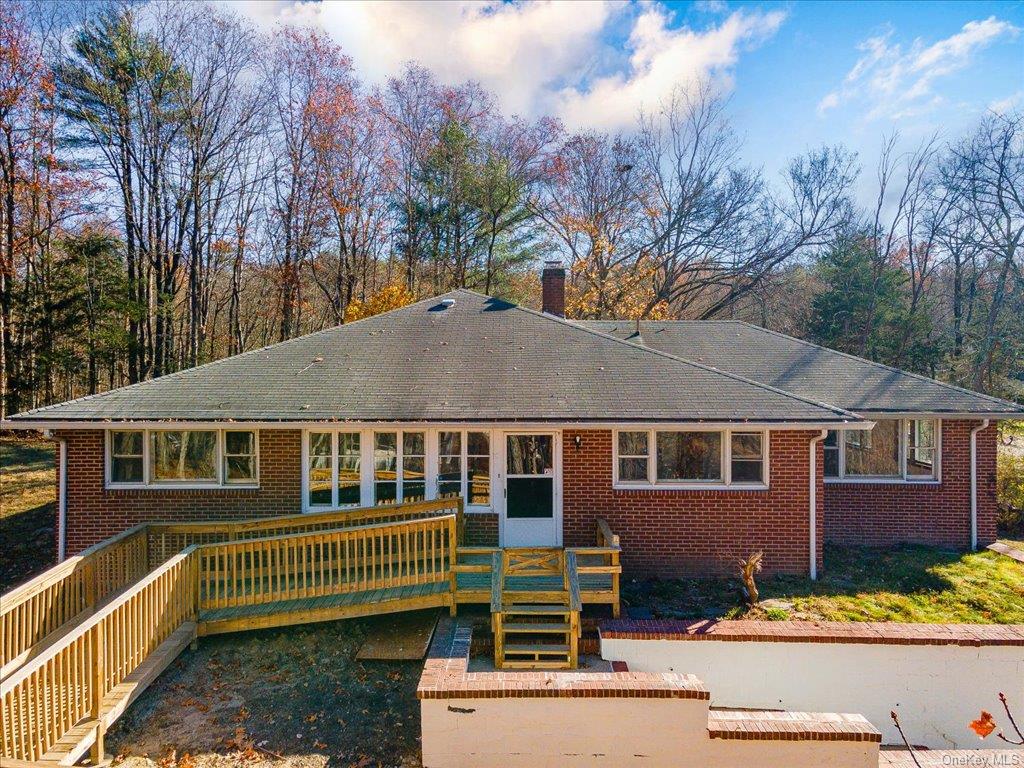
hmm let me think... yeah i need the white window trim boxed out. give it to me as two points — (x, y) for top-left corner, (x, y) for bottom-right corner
(105, 428), (260, 489)
(302, 429), (363, 510)
(612, 427), (770, 491)
(824, 418), (941, 484)
(437, 429), (493, 512)
(300, 427), (496, 514)
(372, 428), (427, 505)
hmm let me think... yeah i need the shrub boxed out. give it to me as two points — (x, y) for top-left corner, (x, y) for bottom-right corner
(997, 451), (1024, 537)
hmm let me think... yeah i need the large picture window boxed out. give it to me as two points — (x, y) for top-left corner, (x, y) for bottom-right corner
(151, 430), (218, 482)
(614, 429), (767, 488)
(106, 429), (258, 487)
(824, 418), (940, 482)
(656, 431), (722, 481)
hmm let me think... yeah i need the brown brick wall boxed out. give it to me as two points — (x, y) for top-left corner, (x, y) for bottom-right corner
(823, 420), (998, 549)
(464, 512), (499, 546)
(59, 429), (302, 554)
(561, 429), (825, 577)
(58, 421), (998, 568)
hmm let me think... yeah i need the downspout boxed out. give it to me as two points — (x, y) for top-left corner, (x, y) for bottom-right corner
(57, 436), (68, 562)
(970, 419), (990, 553)
(809, 429), (828, 581)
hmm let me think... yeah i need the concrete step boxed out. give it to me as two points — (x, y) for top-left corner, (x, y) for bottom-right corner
(707, 709), (882, 743)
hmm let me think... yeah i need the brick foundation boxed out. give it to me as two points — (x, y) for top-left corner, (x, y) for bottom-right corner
(561, 429), (825, 578)
(463, 512), (498, 546)
(823, 420), (997, 549)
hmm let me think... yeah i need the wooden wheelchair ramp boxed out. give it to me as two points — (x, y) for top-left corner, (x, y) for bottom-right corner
(1, 504), (462, 765)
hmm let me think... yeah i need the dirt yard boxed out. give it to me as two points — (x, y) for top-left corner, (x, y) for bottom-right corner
(0, 437), (56, 590)
(108, 615), (430, 768)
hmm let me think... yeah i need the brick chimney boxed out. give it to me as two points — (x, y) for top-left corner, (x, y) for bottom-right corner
(541, 260), (566, 317)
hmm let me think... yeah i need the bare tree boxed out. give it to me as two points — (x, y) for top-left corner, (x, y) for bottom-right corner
(942, 113), (1024, 390)
(636, 83), (857, 320)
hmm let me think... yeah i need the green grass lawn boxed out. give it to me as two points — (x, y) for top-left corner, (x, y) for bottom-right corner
(0, 438), (56, 591)
(622, 544), (1024, 624)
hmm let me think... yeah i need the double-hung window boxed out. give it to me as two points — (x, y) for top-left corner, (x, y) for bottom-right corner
(615, 429), (766, 487)
(307, 431), (361, 508)
(107, 429), (258, 487)
(436, 430), (491, 507)
(374, 430), (425, 504)
(824, 418), (939, 481)
(110, 430), (144, 483)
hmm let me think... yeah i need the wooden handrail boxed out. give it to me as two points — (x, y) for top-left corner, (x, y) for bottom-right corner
(1, 549), (195, 762)
(195, 514), (457, 613)
(147, 497), (464, 564)
(596, 518), (619, 548)
(1, 525), (150, 677)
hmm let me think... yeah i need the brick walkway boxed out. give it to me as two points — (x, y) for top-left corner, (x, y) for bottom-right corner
(879, 748), (1024, 766)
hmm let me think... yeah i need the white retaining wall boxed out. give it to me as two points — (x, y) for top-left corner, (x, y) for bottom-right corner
(420, 697), (878, 768)
(600, 637), (1024, 749)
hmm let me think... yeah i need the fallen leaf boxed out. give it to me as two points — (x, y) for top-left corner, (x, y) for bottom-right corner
(970, 711), (997, 738)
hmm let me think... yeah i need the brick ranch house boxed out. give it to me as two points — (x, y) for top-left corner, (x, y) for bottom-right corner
(5, 264), (1022, 578)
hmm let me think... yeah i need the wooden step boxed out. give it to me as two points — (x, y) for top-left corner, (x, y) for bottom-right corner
(502, 622), (571, 633)
(501, 604), (570, 615)
(504, 643), (571, 655)
(501, 659), (572, 669)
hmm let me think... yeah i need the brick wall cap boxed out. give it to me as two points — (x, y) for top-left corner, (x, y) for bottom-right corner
(598, 619), (1024, 647)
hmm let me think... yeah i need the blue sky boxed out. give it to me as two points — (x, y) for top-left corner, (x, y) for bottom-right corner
(228, 1), (1022, 200)
(702, 1), (1024, 187)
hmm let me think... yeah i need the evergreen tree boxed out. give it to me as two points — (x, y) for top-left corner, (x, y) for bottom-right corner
(809, 235), (941, 372)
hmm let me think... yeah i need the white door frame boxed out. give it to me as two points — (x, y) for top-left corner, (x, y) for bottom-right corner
(497, 430), (562, 547)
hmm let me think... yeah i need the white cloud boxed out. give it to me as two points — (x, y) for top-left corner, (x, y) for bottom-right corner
(555, 5), (786, 130)
(989, 90), (1023, 114)
(818, 16), (1019, 120)
(694, 0), (729, 14)
(220, 0), (783, 130)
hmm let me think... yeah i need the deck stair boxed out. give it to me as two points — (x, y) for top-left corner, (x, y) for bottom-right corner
(491, 549), (581, 669)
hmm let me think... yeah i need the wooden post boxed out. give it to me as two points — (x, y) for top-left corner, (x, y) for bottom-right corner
(448, 516), (459, 617)
(83, 559), (97, 612)
(189, 552), (200, 650)
(90, 623), (106, 765)
(611, 550), (621, 618)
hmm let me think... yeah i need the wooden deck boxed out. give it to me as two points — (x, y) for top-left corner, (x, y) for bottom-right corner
(453, 550), (618, 612)
(0, 498), (620, 765)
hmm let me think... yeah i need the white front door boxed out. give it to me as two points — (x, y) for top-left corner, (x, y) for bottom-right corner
(499, 432), (561, 547)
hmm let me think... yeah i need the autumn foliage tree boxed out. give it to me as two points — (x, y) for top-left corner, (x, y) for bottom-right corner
(0, 1), (1019, 416)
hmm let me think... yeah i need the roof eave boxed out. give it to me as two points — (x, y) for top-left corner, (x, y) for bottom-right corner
(2, 416), (873, 431)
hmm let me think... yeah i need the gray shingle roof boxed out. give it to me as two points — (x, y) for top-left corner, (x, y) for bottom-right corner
(580, 320), (1024, 416)
(8, 291), (862, 425)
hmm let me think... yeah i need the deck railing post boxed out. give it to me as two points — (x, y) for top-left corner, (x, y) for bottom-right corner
(448, 516), (459, 617)
(455, 498), (465, 545)
(90, 622), (106, 764)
